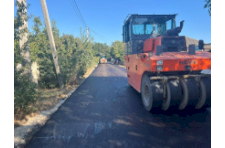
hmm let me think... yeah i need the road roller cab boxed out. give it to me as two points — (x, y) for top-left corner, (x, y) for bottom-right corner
(123, 14), (211, 112)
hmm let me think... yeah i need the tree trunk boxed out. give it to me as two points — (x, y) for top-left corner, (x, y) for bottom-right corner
(17, 0), (39, 84)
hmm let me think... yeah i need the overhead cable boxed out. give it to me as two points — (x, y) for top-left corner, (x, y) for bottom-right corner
(69, 0), (87, 29)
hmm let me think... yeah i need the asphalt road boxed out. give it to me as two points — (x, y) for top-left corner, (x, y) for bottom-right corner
(26, 64), (211, 148)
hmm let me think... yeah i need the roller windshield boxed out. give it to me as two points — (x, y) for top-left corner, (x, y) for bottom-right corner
(100, 56), (106, 59)
(132, 16), (176, 35)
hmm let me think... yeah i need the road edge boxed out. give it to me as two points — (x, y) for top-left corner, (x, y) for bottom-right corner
(14, 65), (98, 148)
(117, 64), (125, 68)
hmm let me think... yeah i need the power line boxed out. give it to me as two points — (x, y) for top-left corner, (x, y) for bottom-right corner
(68, 0), (111, 44)
(90, 29), (111, 44)
(69, 0), (87, 29)
(69, 0), (86, 29)
(72, 0), (87, 28)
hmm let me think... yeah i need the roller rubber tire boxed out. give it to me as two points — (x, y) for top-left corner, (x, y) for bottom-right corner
(179, 77), (189, 110)
(141, 75), (153, 111)
(195, 79), (207, 109)
(162, 83), (171, 111)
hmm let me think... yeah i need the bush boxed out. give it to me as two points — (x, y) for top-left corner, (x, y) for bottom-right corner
(14, 69), (37, 114)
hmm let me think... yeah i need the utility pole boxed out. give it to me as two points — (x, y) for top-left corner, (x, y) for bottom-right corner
(87, 27), (89, 42)
(40, 0), (63, 88)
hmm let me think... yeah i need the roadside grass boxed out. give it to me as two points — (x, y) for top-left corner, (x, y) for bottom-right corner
(14, 85), (77, 128)
(35, 85), (78, 111)
(14, 66), (96, 128)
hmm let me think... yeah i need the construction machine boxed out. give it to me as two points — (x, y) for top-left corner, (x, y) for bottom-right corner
(123, 14), (211, 111)
(99, 55), (107, 64)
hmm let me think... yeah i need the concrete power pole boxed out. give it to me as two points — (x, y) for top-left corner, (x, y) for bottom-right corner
(40, 0), (63, 88)
(87, 27), (89, 42)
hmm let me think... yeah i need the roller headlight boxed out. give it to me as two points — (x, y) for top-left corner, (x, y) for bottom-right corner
(157, 60), (163, 65)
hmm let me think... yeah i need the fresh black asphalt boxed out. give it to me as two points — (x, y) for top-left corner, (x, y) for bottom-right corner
(26, 64), (211, 148)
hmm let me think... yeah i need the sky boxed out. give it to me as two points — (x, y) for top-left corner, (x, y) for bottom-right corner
(14, 0), (211, 46)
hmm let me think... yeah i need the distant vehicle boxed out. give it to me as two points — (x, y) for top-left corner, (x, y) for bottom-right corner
(111, 59), (118, 64)
(99, 56), (107, 64)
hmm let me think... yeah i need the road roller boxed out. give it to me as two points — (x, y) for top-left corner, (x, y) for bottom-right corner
(99, 55), (107, 64)
(123, 14), (211, 111)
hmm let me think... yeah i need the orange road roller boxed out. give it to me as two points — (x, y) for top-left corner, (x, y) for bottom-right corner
(123, 14), (211, 111)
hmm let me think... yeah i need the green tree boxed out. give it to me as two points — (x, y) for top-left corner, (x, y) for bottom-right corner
(32, 16), (42, 36)
(75, 29), (94, 76)
(111, 41), (124, 62)
(58, 34), (78, 84)
(29, 16), (42, 62)
(29, 18), (58, 88)
(92, 42), (111, 59)
(204, 0), (211, 16)
(14, 1), (37, 114)
(14, 0), (29, 41)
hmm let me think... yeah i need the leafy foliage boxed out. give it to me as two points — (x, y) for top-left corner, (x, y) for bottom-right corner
(14, 0), (37, 114)
(29, 21), (99, 87)
(14, 69), (37, 113)
(204, 0), (211, 16)
(111, 41), (125, 63)
(93, 43), (111, 58)
(14, 0), (28, 41)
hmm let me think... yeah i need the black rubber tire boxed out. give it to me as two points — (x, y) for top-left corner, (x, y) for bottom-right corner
(141, 75), (153, 111)
(166, 79), (183, 111)
(179, 77), (189, 110)
(162, 83), (170, 111)
(195, 79), (207, 109)
(201, 77), (211, 108)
